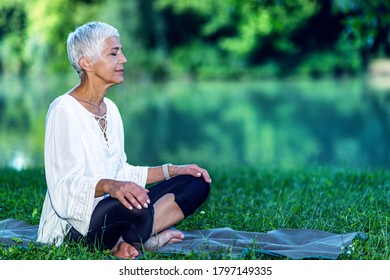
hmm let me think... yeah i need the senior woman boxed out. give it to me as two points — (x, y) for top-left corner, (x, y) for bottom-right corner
(37, 21), (211, 259)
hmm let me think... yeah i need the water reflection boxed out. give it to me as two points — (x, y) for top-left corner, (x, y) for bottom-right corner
(1, 75), (390, 170)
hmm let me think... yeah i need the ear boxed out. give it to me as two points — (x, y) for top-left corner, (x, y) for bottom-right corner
(78, 57), (93, 72)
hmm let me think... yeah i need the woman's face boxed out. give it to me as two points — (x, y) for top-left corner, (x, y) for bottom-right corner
(91, 36), (127, 86)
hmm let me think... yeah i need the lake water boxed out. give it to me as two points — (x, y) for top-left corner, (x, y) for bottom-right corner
(1, 74), (390, 170)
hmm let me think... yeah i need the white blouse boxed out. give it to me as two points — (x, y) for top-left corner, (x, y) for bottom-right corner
(37, 94), (148, 245)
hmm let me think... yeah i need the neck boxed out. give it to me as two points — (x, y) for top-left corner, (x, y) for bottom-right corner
(69, 83), (107, 116)
(74, 96), (102, 110)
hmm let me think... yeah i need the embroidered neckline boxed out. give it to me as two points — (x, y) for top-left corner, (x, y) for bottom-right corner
(68, 95), (110, 145)
(91, 113), (109, 144)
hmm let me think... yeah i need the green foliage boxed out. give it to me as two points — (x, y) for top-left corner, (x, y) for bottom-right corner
(156, 0), (321, 77)
(0, 0), (26, 74)
(0, 0), (389, 79)
(296, 44), (361, 78)
(221, 0), (318, 56)
(24, 0), (104, 75)
(169, 40), (234, 80)
(334, 0), (390, 61)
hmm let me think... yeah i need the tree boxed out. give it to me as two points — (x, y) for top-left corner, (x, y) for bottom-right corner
(0, 0), (27, 74)
(157, 0), (319, 64)
(24, 0), (103, 75)
(0, 0), (105, 75)
(334, 0), (390, 67)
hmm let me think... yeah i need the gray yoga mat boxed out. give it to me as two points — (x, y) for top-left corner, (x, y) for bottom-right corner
(0, 218), (366, 259)
(156, 227), (366, 259)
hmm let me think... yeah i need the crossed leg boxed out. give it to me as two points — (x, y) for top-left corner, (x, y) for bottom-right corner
(111, 193), (185, 258)
(110, 175), (210, 259)
(143, 193), (185, 251)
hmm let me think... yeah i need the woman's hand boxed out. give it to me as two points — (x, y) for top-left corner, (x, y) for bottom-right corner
(171, 164), (212, 183)
(97, 179), (150, 210)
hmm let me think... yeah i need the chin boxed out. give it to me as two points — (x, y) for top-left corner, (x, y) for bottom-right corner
(113, 78), (125, 84)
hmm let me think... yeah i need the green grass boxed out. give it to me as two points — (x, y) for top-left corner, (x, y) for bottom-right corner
(0, 166), (388, 260)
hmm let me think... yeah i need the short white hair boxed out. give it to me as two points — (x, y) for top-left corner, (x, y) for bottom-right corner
(67, 21), (119, 75)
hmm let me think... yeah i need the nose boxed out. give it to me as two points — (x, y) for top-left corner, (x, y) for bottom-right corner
(119, 52), (127, 64)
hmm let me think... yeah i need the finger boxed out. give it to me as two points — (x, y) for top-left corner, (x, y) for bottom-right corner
(136, 192), (151, 208)
(200, 169), (212, 183)
(124, 193), (144, 210)
(187, 167), (202, 178)
(125, 189), (150, 209)
(127, 183), (151, 204)
(117, 195), (133, 210)
(177, 164), (212, 183)
(189, 165), (212, 183)
(186, 164), (201, 175)
(135, 186), (151, 206)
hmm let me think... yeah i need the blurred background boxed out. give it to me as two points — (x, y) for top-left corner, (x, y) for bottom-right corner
(1, 0), (390, 170)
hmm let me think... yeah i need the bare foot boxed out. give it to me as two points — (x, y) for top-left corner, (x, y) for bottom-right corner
(143, 229), (184, 251)
(110, 238), (139, 259)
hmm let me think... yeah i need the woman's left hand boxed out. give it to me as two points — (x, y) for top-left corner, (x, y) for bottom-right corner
(172, 164), (212, 183)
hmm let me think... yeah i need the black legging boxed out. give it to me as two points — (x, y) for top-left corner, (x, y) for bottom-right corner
(67, 175), (210, 250)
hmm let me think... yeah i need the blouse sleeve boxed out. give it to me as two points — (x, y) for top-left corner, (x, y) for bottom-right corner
(117, 160), (149, 187)
(44, 102), (99, 235)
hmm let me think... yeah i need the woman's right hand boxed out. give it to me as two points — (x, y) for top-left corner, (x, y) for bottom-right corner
(97, 179), (150, 210)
